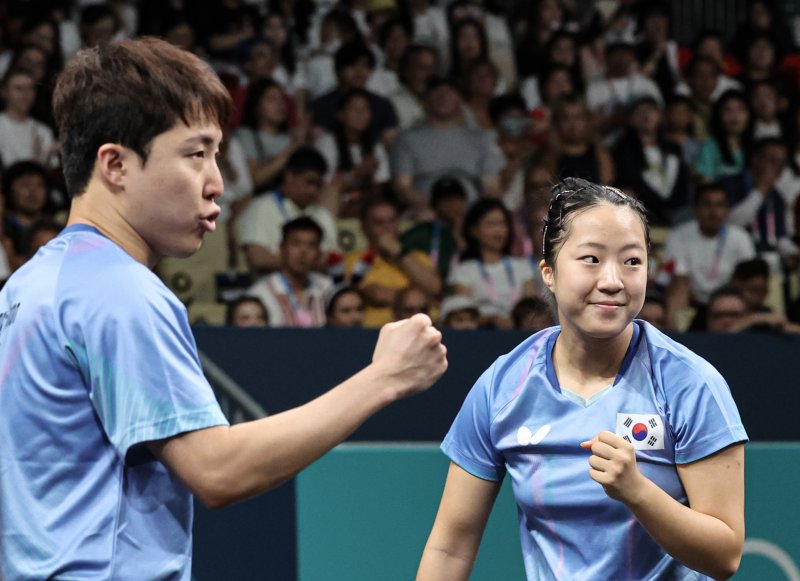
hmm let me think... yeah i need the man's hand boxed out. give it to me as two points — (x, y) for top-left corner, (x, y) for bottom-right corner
(377, 233), (403, 261)
(580, 431), (647, 504)
(371, 314), (448, 399)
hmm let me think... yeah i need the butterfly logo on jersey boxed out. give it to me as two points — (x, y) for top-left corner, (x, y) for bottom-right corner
(517, 425), (552, 446)
(616, 413), (665, 450)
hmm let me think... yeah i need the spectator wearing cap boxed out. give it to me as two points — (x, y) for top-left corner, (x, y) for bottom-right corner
(390, 75), (504, 219)
(438, 294), (480, 330)
(585, 35), (662, 141)
(400, 176), (467, 281)
(310, 40), (400, 147)
(612, 95), (691, 226)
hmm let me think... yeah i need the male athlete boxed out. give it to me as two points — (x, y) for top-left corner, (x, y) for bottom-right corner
(0, 38), (447, 579)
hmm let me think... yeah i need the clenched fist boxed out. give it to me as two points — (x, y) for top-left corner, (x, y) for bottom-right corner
(371, 313), (448, 400)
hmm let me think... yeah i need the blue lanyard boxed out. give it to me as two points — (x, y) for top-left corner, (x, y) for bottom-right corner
(479, 257), (517, 302)
(274, 191), (290, 221)
(707, 225), (727, 281)
(278, 272), (309, 313)
(429, 220), (442, 266)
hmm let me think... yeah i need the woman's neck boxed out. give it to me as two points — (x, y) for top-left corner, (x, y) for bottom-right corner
(639, 131), (658, 147)
(552, 323), (633, 393)
(665, 128), (688, 143)
(560, 141), (589, 156)
(480, 248), (503, 263)
(344, 126), (361, 144)
(258, 122), (279, 135)
(726, 135), (741, 151)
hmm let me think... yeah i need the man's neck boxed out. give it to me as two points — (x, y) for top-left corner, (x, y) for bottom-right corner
(282, 268), (310, 293)
(698, 223), (722, 238)
(427, 116), (461, 130)
(66, 188), (156, 268)
(280, 191), (308, 210)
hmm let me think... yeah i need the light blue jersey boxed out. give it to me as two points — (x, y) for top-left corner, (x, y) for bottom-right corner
(442, 321), (747, 581)
(0, 225), (228, 580)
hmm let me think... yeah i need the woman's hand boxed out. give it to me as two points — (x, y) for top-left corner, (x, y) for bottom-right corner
(580, 431), (648, 504)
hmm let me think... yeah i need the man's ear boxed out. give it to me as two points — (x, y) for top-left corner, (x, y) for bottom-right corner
(540, 259), (554, 291)
(95, 143), (129, 190)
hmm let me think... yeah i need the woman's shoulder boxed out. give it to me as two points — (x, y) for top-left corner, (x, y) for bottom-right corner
(640, 322), (723, 385)
(482, 326), (559, 398)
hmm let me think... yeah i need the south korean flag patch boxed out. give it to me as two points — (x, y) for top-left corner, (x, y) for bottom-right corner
(616, 413), (665, 450)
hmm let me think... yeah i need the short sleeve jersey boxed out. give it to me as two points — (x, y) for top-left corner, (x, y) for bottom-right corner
(442, 321), (747, 580)
(0, 225), (228, 580)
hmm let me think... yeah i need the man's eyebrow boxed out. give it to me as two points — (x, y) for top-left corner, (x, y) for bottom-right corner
(184, 134), (218, 147)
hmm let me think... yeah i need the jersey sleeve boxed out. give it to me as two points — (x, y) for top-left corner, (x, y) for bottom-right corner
(62, 269), (228, 459)
(441, 364), (505, 481)
(662, 357), (748, 464)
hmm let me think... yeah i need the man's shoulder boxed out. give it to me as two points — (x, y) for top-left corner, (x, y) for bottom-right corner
(243, 193), (281, 216)
(664, 221), (699, 250)
(14, 228), (177, 316)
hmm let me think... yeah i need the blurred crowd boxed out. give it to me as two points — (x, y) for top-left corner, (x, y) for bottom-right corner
(3, 0), (800, 335)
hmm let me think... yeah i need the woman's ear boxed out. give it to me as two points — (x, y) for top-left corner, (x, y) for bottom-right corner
(540, 259), (554, 291)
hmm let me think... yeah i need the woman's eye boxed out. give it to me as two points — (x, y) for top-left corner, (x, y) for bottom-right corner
(625, 257), (643, 266)
(191, 151), (205, 159)
(581, 256), (599, 264)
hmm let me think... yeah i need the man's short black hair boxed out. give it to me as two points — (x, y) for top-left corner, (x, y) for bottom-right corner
(334, 41), (375, 73)
(282, 216), (324, 244)
(732, 258), (770, 281)
(431, 176), (467, 207)
(285, 147), (328, 176)
(694, 181), (727, 204)
(488, 93), (527, 125)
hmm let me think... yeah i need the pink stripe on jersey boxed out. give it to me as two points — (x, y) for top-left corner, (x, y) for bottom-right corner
(512, 333), (548, 400)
